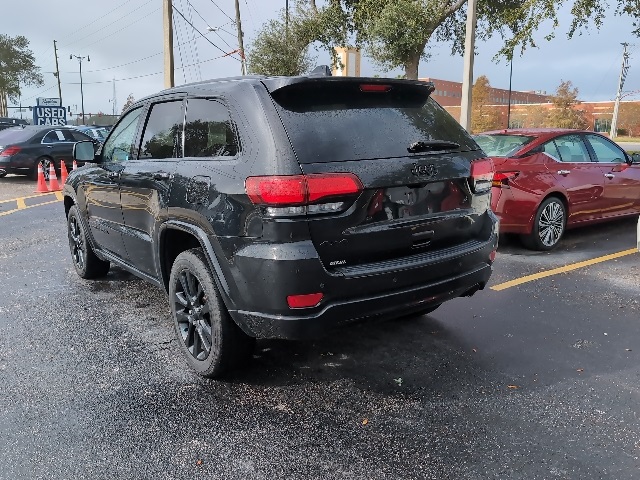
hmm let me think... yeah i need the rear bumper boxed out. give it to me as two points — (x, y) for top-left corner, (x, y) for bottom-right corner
(233, 262), (492, 339)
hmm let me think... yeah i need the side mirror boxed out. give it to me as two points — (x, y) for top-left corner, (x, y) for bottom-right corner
(73, 141), (96, 162)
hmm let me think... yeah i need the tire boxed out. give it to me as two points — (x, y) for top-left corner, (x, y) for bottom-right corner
(67, 205), (110, 278)
(32, 156), (53, 181)
(0, 171), (6, 178)
(169, 248), (254, 378)
(521, 197), (567, 251)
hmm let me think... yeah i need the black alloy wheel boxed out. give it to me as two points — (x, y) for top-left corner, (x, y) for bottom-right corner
(521, 197), (567, 251)
(169, 248), (254, 378)
(67, 205), (110, 278)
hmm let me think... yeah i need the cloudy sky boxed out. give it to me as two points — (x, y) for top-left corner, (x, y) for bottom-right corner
(4, 0), (640, 120)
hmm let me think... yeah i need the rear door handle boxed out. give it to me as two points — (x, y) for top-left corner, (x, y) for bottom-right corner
(108, 171), (120, 179)
(604, 173), (615, 179)
(153, 172), (170, 180)
(557, 170), (570, 175)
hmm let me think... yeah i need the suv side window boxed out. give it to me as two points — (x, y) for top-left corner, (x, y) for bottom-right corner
(102, 107), (143, 163)
(553, 134), (591, 163)
(585, 134), (627, 163)
(138, 100), (184, 159)
(542, 141), (561, 161)
(184, 98), (238, 158)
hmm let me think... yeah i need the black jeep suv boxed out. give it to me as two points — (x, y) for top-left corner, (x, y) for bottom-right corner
(63, 71), (498, 377)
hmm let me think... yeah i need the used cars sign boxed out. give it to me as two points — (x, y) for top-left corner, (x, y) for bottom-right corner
(32, 106), (67, 126)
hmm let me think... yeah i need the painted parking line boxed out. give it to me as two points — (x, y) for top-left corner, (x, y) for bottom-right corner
(0, 191), (63, 217)
(491, 248), (639, 291)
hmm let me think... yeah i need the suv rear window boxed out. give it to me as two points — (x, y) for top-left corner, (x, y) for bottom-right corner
(269, 81), (478, 163)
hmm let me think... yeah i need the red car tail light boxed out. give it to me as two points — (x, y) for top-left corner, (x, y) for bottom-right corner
(287, 292), (324, 309)
(0, 146), (21, 157)
(470, 158), (494, 193)
(492, 171), (519, 188)
(246, 173), (363, 217)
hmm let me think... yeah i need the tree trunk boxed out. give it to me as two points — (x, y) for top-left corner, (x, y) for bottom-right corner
(0, 90), (6, 117)
(404, 54), (420, 80)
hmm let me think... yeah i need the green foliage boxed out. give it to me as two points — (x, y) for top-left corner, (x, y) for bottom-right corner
(471, 75), (503, 133)
(0, 34), (43, 102)
(547, 80), (588, 129)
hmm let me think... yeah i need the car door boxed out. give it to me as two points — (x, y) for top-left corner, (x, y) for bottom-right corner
(82, 107), (144, 259)
(41, 129), (69, 166)
(547, 134), (605, 224)
(584, 133), (640, 217)
(118, 99), (184, 278)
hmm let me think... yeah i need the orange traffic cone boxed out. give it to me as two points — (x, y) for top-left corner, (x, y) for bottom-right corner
(48, 163), (61, 192)
(72, 159), (78, 170)
(34, 164), (49, 193)
(60, 160), (69, 185)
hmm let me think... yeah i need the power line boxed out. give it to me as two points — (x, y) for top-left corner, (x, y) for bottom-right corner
(207, 0), (236, 23)
(58, 0), (155, 50)
(172, 4), (241, 61)
(173, 3), (188, 84)
(186, 0), (203, 81)
(81, 6), (162, 50)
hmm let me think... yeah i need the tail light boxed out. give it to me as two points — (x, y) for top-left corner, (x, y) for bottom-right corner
(359, 84), (392, 92)
(469, 158), (494, 193)
(246, 173), (363, 217)
(492, 171), (519, 188)
(287, 292), (324, 309)
(0, 146), (21, 157)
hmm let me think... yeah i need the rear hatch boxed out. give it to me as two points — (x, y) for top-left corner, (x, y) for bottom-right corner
(265, 78), (492, 270)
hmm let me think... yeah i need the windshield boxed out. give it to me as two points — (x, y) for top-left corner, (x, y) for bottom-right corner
(0, 128), (33, 145)
(270, 81), (479, 163)
(474, 134), (535, 157)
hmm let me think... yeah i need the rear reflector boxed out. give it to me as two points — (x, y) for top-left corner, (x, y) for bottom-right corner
(287, 293), (324, 309)
(470, 158), (494, 193)
(0, 146), (21, 157)
(246, 173), (363, 206)
(359, 84), (392, 92)
(492, 171), (519, 188)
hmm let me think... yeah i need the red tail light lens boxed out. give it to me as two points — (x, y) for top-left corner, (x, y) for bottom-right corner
(287, 292), (324, 309)
(0, 146), (21, 157)
(246, 173), (363, 216)
(359, 84), (392, 93)
(470, 158), (494, 193)
(492, 171), (519, 188)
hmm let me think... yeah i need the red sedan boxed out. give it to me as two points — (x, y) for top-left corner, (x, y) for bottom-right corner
(475, 129), (640, 250)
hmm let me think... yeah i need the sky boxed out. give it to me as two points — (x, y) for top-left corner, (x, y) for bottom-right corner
(4, 0), (640, 121)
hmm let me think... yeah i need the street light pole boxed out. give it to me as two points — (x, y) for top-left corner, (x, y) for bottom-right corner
(70, 54), (90, 124)
(507, 53), (513, 129)
(460, 0), (477, 132)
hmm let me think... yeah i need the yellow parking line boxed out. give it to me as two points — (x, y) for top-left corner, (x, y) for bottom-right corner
(0, 192), (54, 204)
(0, 199), (61, 217)
(491, 248), (639, 291)
(16, 198), (27, 209)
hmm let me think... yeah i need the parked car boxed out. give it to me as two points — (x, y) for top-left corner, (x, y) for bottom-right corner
(72, 125), (109, 143)
(475, 128), (640, 250)
(0, 126), (97, 179)
(63, 70), (498, 377)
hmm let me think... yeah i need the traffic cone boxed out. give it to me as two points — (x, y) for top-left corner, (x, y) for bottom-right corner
(48, 163), (61, 192)
(72, 159), (78, 170)
(60, 160), (69, 185)
(34, 164), (49, 193)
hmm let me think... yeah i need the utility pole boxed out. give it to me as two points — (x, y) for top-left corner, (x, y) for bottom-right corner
(507, 51), (513, 129)
(53, 40), (62, 103)
(112, 77), (117, 116)
(610, 42), (630, 140)
(163, 0), (175, 88)
(460, 0), (477, 132)
(70, 54), (90, 123)
(286, 0), (289, 41)
(235, 0), (247, 75)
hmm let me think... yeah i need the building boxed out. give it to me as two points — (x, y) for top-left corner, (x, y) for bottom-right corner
(421, 77), (550, 107)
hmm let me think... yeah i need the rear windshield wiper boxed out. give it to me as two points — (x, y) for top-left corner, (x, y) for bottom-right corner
(408, 140), (460, 153)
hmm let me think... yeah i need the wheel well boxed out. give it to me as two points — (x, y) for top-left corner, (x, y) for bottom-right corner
(542, 192), (568, 213)
(161, 228), (201, 291)
(64, 196), (74, 217)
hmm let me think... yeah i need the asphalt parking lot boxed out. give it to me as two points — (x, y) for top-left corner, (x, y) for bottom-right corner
(0, 175), (639, 479)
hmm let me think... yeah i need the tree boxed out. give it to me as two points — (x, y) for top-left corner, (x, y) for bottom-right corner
(121, 94), (135, 114)
(525, 104), (550, 128)
(547, 80), (588, 129)
(471, 75), (502, 133)
(0, 34), (43, 116)
(616, 102), (640, 137)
